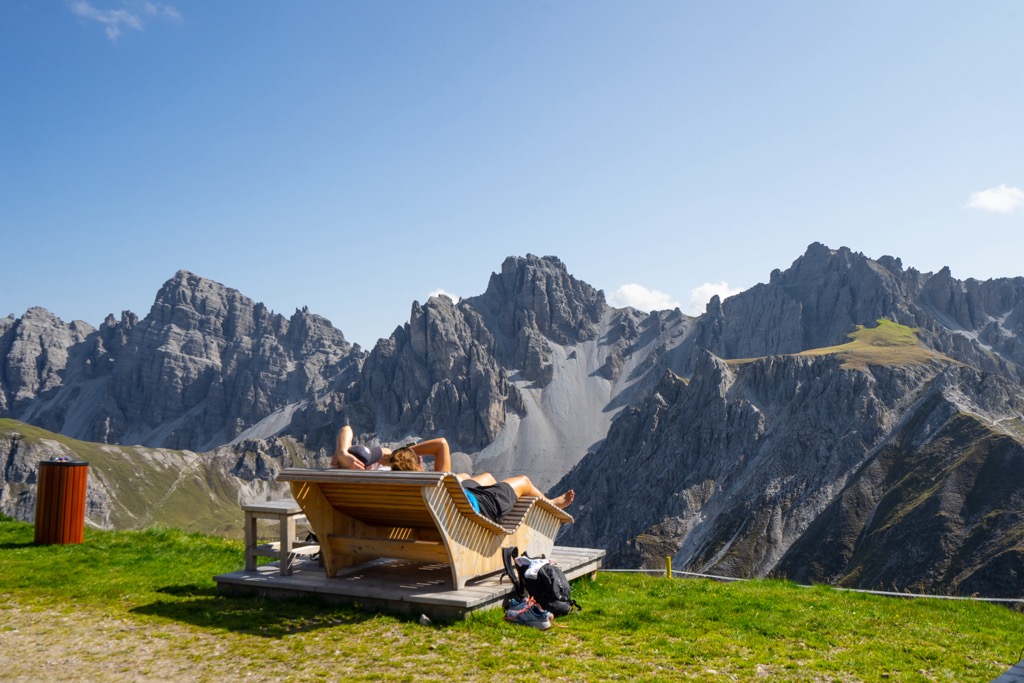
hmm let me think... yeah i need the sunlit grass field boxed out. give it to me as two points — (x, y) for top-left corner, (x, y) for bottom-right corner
(1, 516), (1021, 681)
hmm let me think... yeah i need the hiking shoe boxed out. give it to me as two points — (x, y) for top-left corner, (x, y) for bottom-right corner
(504, 597), (528, 618)
(504, 597), (552, 630)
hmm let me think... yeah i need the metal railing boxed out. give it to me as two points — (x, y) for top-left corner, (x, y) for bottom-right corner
(597, 557), (1024, 605)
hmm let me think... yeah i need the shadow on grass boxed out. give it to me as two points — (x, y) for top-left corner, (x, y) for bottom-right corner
(129, 587), (379, 637)
(0, 542), (36, 550)
(156, 584), (219, 598)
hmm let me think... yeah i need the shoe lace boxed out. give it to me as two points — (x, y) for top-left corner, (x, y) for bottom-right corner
(506, 596), (550, 621)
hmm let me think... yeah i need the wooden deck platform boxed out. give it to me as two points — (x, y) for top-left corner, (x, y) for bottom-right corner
(214, 545), (605, 621)
(993, 661), (1024, 682)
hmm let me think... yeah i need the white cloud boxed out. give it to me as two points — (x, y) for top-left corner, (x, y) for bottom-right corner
(69, 1), (181, 41)
(967, 184), (1024, 214)
(608, 284), (680, 312)
(427, 289), (461, 303)
(688, 281), (742, 313)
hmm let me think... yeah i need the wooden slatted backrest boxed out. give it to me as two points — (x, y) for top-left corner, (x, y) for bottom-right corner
(276, 469), (508, 533)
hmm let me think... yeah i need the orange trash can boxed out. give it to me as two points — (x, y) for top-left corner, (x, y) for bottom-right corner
(34, 460), (89, 545)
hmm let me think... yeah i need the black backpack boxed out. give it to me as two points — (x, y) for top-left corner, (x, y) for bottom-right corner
(502, 546), (581, 617)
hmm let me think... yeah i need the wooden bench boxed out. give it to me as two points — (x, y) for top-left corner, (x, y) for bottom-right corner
(242, 500), (319, 576)
(275, 469), (573, 589)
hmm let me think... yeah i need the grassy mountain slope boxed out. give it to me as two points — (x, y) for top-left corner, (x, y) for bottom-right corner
(0, 419), (308, 537)
(726, 319), (951, 369)
(797, 319), (951, 369)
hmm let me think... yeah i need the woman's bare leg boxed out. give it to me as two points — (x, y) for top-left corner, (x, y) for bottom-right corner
(504, 475), (575, 509)
(467, 473), (498, 486)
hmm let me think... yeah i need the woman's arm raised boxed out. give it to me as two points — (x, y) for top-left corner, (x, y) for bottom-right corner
(410, 438), (451, 472)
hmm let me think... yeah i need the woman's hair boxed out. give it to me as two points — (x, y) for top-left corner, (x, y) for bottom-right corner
(389, 446), (423, 472)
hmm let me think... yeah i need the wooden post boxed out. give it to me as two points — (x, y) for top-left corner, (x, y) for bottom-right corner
(666, 556), (672, 579)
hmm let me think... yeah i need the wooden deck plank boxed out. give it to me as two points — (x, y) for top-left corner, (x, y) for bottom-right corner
(214, 545), (605, 620)
(992, 661), (1024, 682)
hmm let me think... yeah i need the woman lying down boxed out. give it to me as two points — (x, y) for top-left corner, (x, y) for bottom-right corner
(330, 424), (574, 524)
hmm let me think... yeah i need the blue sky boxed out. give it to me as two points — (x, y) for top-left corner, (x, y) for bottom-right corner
(2, 2), (1022, 349)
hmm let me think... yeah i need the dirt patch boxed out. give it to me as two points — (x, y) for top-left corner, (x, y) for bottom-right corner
(1, 600), (308, 682)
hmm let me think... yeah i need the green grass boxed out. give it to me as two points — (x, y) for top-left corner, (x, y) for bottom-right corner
(727, 320), (953, 370)
(797, 319), (949, 370)
(1, 515), (1022, 681)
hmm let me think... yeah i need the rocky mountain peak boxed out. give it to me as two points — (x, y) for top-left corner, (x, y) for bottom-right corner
(0, 270), (363, 451)
(473, 254), (606, 347)
(682, 245), (914, 368)
(147, 270), (260, 339)
(111, 271), (360, 449)
(352, 254), (618, 451)
(356, 283), (524, 451)
(875, 254), (904, 276)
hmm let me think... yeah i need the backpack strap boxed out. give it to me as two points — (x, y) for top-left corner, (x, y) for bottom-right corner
(501, 546), (525, 600)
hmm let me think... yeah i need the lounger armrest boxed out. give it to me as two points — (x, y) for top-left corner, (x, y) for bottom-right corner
(531, 497), (574, 524)
(501, 496), (574, 532)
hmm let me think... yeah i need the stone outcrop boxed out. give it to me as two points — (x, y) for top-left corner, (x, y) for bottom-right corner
(469, 254), (606, 376)
(107, 271), (363, 450)
(0, 308), (99, 415)
(356, 294), (526, 450)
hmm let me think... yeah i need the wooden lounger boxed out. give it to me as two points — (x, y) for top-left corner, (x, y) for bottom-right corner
(275, 469), (573, 589)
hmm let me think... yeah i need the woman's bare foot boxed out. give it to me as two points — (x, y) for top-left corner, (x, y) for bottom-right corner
(549, 490), (575, 509)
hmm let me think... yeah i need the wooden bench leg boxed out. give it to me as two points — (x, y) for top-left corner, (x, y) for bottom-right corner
(279, 514), (297, 576)
(244, 511), (259, 572)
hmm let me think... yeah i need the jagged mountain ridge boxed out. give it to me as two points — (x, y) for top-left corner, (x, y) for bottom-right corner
(1, 254), (678, 491)
(7, 244), (1023, 466)
(4, 244), (1024, 595)
(679, 243), (1024, 381)
(555, 324), (1024, 596)
(1, 271), (363, 451)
